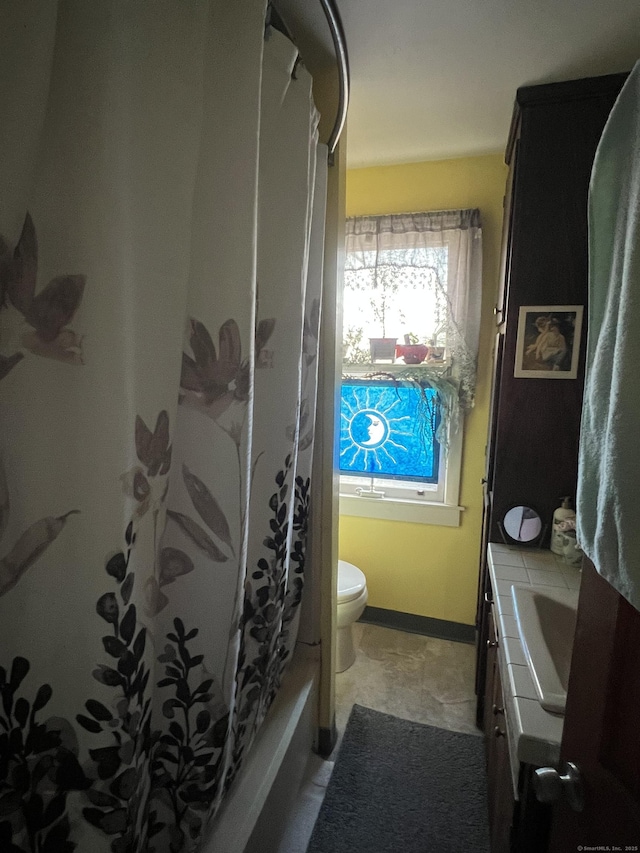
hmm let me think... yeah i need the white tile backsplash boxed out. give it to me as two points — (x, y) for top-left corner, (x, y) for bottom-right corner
(503, 636), (528, 667)
(487, 543), (571, 766)
(491, 550), (526, 567)
(510, 697), (564, 766)
(497, 594), (514, 616)
(507, 663), (538, 701)
(497, 611), (520, 640)
(526, 568), (568, 588)
(522, 550), (558, 568)
(494, 564), (530, 582)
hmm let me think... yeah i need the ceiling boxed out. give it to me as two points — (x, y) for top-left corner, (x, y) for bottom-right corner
(276, 0), (640, 168)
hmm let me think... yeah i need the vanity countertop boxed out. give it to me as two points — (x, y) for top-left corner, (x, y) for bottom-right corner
(487, 543), (581, 770)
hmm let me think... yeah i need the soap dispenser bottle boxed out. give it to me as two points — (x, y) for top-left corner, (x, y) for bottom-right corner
(550, 496), (576, 555)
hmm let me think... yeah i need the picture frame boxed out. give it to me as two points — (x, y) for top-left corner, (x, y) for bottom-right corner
(514, 305), (583, 379)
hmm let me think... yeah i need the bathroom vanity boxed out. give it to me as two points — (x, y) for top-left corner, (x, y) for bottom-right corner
(482, 544), (581, 853)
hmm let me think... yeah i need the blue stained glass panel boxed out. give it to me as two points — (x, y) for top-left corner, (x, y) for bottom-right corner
(339, 380), (440, 483)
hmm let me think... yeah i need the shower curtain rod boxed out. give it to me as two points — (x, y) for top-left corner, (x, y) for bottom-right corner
(269, 0), (350, 166)
(319, 0), (350, 165)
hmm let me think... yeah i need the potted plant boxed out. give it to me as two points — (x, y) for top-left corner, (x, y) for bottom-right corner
(369, 337), (398, 361)
(427, 326), (446, 362)
(395, 333), (429, 364)
(367, 286), (398, 360)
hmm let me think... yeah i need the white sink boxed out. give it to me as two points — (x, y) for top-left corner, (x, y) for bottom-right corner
(511, 585), (579, 716)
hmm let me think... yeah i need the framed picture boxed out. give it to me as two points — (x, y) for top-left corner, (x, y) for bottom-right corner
(514, 305), (584, 379)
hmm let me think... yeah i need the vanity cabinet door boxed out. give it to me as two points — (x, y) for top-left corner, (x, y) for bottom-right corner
(482, 607), (499, 741)
(483, 606), (515, 852)
(475, 526), (493, 726)
(486, 658), (514, 853)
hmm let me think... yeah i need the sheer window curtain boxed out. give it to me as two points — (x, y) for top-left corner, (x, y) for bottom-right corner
(345, 210), (483, 414)
(0, 3), (326, 851)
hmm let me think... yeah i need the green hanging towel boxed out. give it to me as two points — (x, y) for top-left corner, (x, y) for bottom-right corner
(578, 60), (640, 610)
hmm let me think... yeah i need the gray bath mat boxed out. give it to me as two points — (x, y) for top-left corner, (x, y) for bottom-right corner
(307, 704), (490, 853)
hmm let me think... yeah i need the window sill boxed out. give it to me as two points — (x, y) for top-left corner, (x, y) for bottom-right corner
(342, 361), (449, 375)
(339, 494), (464, 527)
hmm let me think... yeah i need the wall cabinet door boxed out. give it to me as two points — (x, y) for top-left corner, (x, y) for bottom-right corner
(494, 143), (518, 327)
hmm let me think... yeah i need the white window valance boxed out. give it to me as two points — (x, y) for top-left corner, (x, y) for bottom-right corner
(345, 209), (483, 411)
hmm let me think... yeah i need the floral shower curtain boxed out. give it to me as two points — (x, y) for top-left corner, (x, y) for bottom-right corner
(0, 2), (327, 851)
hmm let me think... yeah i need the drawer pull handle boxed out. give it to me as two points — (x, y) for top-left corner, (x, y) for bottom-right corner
(487, 639), (498, 649)
(492, 704), (504, 716)
(494, 726), (506, 738)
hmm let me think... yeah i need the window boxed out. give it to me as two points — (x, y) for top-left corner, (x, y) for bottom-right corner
(338, 210), (482, 526)
(339, 381), (440, 484)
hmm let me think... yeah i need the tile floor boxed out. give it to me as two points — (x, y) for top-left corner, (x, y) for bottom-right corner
(277, 622), (481, 852)
(335, 622), (480, 746)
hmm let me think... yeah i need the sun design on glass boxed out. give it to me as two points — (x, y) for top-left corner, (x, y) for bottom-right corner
(340, 385), (413, 474)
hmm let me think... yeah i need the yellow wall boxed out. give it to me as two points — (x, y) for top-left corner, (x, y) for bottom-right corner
(340, 154), (508, 626)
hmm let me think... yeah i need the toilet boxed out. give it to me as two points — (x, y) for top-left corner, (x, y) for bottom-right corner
(336, 559), (368, 673)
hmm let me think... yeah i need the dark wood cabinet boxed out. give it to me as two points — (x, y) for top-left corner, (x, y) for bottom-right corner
(487, 663), (512, 853)
(487, 73), (627, 546)
(474, 332), (505, 725)
(476, 72), (628, 853)
(484, 610), (513, 853)
(482, 608), (499, 741)
(476, 72), (625, 722)
(481, 581), (553, 853)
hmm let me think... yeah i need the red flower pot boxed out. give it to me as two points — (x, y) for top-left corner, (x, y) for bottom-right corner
(395, 344), (429, 364)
